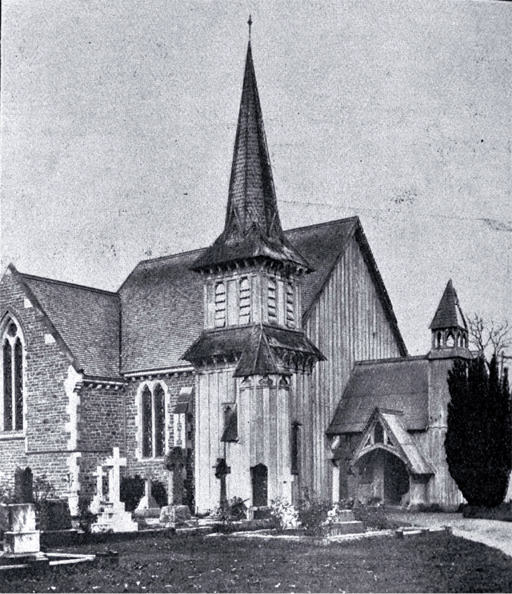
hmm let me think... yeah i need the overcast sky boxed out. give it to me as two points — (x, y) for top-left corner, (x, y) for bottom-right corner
(1, 0), (511, 356)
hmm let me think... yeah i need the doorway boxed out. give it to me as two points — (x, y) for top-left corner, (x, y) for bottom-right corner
(251, 464), (268, 507)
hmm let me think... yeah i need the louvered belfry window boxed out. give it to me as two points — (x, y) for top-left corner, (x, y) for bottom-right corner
(286, 282), (295, 327)
(2, 320), (24, 432)
(239, 277), (251, 325)
(268, 278), (277, 323)
(141, 383), (166, 458)
(214, 282), (226, 327)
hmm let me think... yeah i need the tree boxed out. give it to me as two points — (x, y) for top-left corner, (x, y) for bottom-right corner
(467, 315), (511, 360)
(445, 355), (512, 507)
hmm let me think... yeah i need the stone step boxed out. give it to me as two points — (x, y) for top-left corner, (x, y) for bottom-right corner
(325, 521), (365, 536)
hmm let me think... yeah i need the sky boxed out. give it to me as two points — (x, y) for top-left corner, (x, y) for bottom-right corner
(1, 0), (511, 356)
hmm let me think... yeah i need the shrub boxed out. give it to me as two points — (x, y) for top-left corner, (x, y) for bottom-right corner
(38, 500), (72, 531)
(269, 497), (300, 531)
(296, 491), (331, 535)
(353, 505), (400, 531)
(120, 475), (145, 512)
(77, 496), (97, 533)
(151, 480), (168, 508)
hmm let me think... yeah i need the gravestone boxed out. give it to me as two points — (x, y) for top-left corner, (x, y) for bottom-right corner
(160, 448), (191, 526)
(134, 477), (160, 518)
(90, 448), (138, 533)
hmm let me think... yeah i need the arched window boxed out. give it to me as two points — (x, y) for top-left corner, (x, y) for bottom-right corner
(2, 319), (24, 432)
(436, 332), (442, 349)
(267, 278), (277, 324)
(214, 282), (226, 328)
(141, 383), (166, 458)
(446, 332), (455, 348)
(239, 278), (251, 325)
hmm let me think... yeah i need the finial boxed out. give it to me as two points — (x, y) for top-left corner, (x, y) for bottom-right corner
(248, 15), (252, 41)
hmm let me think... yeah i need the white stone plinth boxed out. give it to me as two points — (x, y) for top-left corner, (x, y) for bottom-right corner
(4, 530), (41, 554)
(8, 504), (37, 532)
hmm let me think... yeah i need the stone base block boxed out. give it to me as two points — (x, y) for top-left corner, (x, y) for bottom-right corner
(333, 510), (356, 522)
(324, 521), (365, 536)
(91, 511), (138, 533)
(4, 530), (41, 554)
(160, 505), (191, 526)
(248, 507), (271, 520)
(134, 507), (162, 519)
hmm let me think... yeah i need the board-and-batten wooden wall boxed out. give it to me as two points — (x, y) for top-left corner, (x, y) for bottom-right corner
(302, 234), (403, 499)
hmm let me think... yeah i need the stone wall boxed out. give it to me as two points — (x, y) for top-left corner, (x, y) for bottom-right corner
(0, 268), (74, 499)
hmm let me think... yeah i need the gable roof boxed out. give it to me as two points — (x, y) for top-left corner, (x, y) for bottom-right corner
(17, 269), (121, 378)
(327, 356), (429, 434)
(5, 217), (406, 376)
(351, 409), (434, 475)
(120, 216), (405, 372)
(119, 249), (205, 373)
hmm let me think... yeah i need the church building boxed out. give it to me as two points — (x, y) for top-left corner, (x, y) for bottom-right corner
(0, 38), (470, 514)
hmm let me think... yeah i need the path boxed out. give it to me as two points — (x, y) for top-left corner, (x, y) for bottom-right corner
(388, 511), (512, 559)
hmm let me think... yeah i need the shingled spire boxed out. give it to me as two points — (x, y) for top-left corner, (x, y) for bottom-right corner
(192, 41), (310, 272)
(430, 279), (466, 331)
(429, 279), (469, 353)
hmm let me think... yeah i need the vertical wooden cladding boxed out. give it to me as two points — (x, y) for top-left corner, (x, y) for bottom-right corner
(304, 236), (402, 498)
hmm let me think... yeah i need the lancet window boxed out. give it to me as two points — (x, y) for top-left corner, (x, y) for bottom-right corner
(2, 319), (24, 432)
(141, 383), (166, 458)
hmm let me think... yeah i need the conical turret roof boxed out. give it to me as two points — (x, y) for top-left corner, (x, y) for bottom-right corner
(429, 279), (467, 331)
(192, 42), (311, 272)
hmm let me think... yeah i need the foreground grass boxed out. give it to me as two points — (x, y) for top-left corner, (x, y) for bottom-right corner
(2, 532), (512, 593)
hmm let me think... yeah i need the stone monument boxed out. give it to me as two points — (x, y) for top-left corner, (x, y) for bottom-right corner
(90, 448), (138, 533)
(160, 447), (191, 526)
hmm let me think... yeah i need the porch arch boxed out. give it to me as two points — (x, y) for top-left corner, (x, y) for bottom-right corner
(353, 447), (410, 506)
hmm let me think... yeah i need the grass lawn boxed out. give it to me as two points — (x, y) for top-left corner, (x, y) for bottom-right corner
(2, 531), (512, 593)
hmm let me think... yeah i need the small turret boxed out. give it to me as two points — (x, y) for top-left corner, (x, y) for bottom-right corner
(429, 279), (470, 356)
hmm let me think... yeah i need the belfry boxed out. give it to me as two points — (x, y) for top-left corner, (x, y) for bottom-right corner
(185, 36), (324, 512)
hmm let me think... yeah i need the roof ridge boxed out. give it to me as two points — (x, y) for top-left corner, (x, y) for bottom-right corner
(136, 246), (207, 266)
(20, 272), (119, 297)
(284, 216), (359, 234)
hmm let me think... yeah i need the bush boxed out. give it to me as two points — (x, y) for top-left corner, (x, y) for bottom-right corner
(151, 480), (168, 508)
(77, 496), (97, 533)
(297, 492), (331, 536)
(38, 500), (72, 531)
(269, 497), (300, 531)
(120, 476), (145, 512)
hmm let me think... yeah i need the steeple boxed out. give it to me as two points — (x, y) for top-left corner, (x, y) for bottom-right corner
(429, 279), (469, 353)
(192, 39), (310, 273)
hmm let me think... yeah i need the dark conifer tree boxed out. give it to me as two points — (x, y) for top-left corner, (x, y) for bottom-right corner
(445, 355), (512, 507)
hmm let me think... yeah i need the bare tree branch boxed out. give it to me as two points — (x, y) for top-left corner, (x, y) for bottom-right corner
(467, 314), (512, 359)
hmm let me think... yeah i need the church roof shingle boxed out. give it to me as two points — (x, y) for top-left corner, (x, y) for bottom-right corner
(192, 42), (310, 272)
(327, 356), (429, 434)
(19, 272), (121, 378)
(429, 279), (467, 331)
(7, 217), (405, 376)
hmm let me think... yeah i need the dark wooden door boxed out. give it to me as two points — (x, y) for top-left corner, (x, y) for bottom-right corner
(251, 464), (268, 507)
